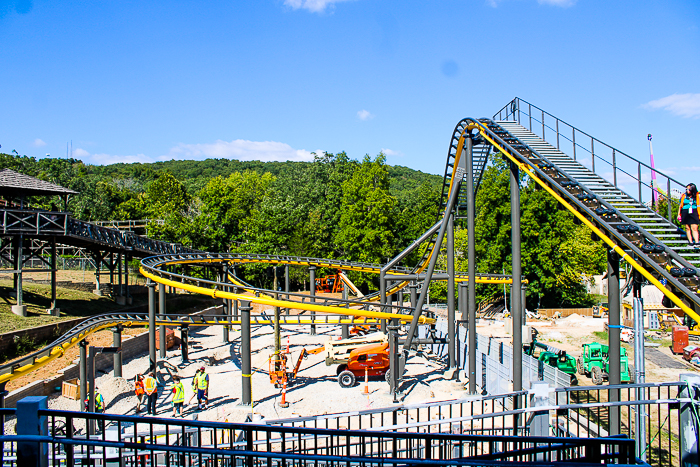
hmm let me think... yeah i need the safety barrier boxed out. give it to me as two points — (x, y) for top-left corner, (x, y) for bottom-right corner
(0, 402), (641, 466)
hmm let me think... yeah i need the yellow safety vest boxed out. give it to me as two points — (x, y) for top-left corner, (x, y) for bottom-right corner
(145, 376), (157, 395)
(95, 393), (104, 411)
(197, 373), (208, 390)
(173, 382), (185, 404)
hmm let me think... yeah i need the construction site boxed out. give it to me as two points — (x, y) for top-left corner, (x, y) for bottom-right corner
(1, 98), (700, 466)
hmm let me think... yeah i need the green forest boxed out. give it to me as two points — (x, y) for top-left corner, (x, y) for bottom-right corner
(0, 151), (607, 307)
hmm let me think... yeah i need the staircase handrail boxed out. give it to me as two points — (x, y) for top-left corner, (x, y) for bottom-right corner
(494, 97), (686, 222)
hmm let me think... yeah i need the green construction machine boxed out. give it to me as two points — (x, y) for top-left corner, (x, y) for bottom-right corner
(577, 342), (633, 385)
(523, 328), (578, 385)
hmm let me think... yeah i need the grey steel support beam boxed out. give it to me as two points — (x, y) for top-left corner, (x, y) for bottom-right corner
(117, 253), (123, 300)
(49, 238), (58, 314)
(607, 250), (621, 436)
(285, 264), (290, 302)
(159, 282), (166, 359)
(342, 284), (350, 339)
(510, 161), (522, 434)
(466, 133), (477, 394)
(112, 325), (122, 378)
(388, 320), (400, 403)
(380, 273), (387, 333)
(79, 340), (87, 412)
(223, 264), (230, 343)
(382, 220), (442, 272)
(410, 281), (418, 309)
(240, 300), (252, 406)
(309, 266), (316, 335)
(511, 161), (522, 393)
(125, 255), (131, 305)
(180, 325), (189, 362)
(521, 284), (527, 325)
(447, 212), (456, 369)
(233, 287), (239, 320)
(87, 346), (96, 434)
(11, 235), (26, 316)
(148, 281), (157, 373)
(93, 252), (102, 296)
(633, 274), (647, 462)
(403, 169), (463, 352)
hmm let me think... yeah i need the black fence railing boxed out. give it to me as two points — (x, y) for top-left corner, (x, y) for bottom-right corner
(1, 406), (640, 466)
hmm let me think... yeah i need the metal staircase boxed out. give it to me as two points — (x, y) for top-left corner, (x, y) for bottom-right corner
(497, 121), (698, 267)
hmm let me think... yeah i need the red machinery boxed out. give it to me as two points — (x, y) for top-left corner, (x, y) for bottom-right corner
(336, 342), (390, 388)
(315, 272), (343, 294)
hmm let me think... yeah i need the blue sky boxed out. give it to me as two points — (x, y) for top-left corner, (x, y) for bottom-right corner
(1, 0), (698, 188)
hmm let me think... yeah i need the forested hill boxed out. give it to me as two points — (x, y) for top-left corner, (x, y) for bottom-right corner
(87, 157), (442, 197)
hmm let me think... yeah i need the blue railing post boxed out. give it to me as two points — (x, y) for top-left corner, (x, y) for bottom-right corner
(16, 396), (48, 467)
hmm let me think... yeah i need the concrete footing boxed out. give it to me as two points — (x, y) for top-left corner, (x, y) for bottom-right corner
(93, 289), (103, 296)
(11, 305), (27, 317)
(46, 308), (60, 317)
(115, 296), (126, 305)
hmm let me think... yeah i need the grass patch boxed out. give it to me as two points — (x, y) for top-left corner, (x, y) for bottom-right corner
(0, 279), (149, 334)
(593, 331), (608, 342)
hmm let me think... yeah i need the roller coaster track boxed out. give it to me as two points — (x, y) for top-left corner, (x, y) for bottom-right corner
(456, 105), (700, 329)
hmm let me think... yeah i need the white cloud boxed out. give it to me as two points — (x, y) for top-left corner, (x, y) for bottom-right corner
(68, 140), (319, 165)
(283, 0), (352, 13)
(165, 139), (317, 162)
(644, 93), (700, 119)
(357, 109), (374, 121)
(381, 148), (403, 157)
(32, 138), (46, 147)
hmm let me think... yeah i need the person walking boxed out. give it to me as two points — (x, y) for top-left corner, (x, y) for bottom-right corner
(166, 376), (186, 417)
(195, 366), (209, 410)
(144, 371), (158, 415)
(134, 374), (146, 413)
(677, 183), (700, 248)
(187, 368), (201, 406)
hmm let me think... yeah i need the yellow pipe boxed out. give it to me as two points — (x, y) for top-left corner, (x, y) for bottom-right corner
(141, 268), (436, 324)
(476, 121), (700, 322)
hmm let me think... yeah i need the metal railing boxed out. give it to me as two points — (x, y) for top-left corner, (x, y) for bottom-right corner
(264, 381), (692, 467)
(1, 406), (639, 466)
(93, 218), (164, 231)
(494, 98), (685, 221)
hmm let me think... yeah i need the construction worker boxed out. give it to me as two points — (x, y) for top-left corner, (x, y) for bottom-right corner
(134, 374), (145, 413)
(166, 376), (186, 417)
(144, 371), (158, 415)
(84, 387), (105, 414)
(187, 368), (201, 406)
(195, 366), (209, 410)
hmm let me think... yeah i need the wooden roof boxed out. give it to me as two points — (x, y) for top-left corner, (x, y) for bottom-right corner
(0, 169), (79, 198)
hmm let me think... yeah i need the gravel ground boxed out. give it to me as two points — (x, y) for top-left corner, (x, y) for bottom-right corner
(4, 309), (463, 434)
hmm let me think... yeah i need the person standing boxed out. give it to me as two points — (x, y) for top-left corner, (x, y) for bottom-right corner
(677, 183), (700, 248)
(144, 372), (158, 415)
(167, 376), (185, 417)
(196, 366), (209, 410)
(187, 369), (200, 406)
(134, 374), (145, 413)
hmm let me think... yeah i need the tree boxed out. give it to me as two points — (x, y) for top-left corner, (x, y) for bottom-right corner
(335, 154), (396, 287)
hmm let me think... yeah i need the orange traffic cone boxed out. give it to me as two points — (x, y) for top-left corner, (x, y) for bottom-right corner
(363, 367), (369, 395)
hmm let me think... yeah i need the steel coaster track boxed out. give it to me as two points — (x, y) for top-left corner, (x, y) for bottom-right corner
(460, 118), (700, 327)
(0, 310), (387, 385)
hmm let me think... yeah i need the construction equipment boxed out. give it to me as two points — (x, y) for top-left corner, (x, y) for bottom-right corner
(592, 303), (609, 318)
(315, 270), (365, 296)
(324, 332), (387, 366)
(523, 328), (578, 385)
(577, 342), (632, 385)
(336, 342), (390, 388)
